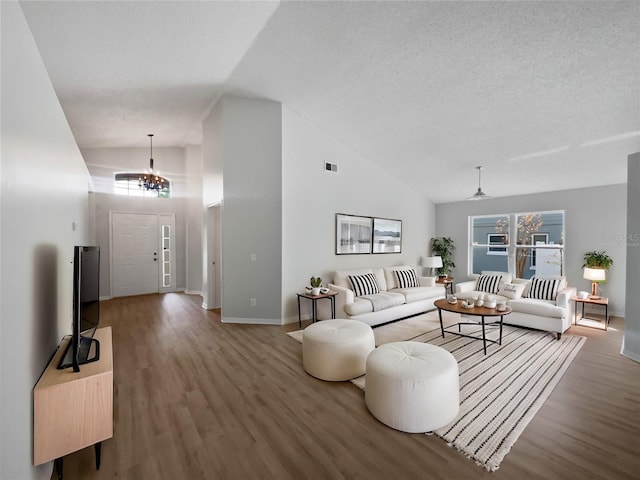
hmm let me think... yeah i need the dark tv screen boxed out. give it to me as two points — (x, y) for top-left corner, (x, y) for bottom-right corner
(58, 245), (100, 371)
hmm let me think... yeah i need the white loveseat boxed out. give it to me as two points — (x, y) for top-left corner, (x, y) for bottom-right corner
(454, 271), (576, 339)
(328, 266), (446, 327)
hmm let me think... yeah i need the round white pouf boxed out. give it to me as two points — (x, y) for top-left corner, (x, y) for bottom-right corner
(365, 341), (459, 433)
(303, 319), (375, 381)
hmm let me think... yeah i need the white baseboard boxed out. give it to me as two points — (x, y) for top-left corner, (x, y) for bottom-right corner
(222, 316), (282, 325)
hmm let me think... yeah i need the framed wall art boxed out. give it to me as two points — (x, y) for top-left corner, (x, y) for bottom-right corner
(372, 217), (402, 253)
(336, 214), (373, 254)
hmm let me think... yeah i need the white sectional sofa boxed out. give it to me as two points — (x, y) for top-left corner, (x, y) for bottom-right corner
(328, 266), (446, 327)
(454, 271), (576, 339)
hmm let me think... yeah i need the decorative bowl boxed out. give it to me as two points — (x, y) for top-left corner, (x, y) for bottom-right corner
(475, 300), (484, 307)
(462, 302), (475, 309)
(484, 300), (497, 309)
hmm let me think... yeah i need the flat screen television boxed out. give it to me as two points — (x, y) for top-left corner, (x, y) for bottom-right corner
(58, 246), (101, 371)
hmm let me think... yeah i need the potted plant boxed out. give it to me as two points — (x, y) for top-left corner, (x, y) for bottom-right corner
(430, 237), (455, 278)
(582, 250), (613, 298)
(308, 276), (323, 296)
(582, 250), (613, 270)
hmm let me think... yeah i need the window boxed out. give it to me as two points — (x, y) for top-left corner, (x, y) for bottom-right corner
(114, 173), (171, 198)
(469, 211), (564, 279)
(161, 224), (172, 288)
(487, 234), (508, 255)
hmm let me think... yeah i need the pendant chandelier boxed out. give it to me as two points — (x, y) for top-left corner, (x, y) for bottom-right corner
(466, 165), (492, 200)
(139, 134), (168, 192)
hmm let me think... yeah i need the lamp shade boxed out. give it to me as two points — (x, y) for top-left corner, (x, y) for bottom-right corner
(422, 256), (443, 269)
(583, 267), (606, 282)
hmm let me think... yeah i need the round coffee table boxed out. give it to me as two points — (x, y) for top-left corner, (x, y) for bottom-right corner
(434, 298), (512, 354)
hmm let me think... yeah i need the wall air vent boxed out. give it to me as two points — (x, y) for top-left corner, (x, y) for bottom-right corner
(325, 162), (338, 173)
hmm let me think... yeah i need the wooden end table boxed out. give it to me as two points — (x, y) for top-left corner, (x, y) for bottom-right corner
(436, 276), (454, 295)
(571, 295), (609, 331)
(434, 298), (511, 355)
(297, 291), (338, 327)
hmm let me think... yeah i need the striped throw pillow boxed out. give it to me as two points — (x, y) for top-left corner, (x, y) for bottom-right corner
(525, 277), (560, 301)
(476, 274), (502, 294)
(348, 273), (380, 297)
(394, 269), (419, 289)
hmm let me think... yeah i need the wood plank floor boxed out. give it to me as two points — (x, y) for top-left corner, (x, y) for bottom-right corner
(54, 292), (640, 479)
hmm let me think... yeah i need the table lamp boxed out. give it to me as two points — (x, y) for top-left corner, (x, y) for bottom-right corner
(583, 267), (605, 299)
(422, 256), (443, 277)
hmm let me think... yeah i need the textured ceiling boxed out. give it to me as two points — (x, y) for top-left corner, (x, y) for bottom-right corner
(20, 1), (640, 203)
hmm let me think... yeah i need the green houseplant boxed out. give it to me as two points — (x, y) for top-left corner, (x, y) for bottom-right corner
(582, 251), (613, 270)
(430, 237), (455, 277)
(309, 276), (323, 295)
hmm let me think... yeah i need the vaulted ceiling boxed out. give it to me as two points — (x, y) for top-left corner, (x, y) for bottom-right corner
(20, 1), (640, 203)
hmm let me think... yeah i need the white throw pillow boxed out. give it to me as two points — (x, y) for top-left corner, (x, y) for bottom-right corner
(497, 283), (526, 300)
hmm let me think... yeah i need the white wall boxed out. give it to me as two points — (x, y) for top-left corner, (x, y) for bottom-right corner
(202, 95), (283, 323)
(83, 145), (189, 197)
(184, 145), (203, 295)
(436, 184), (628, 317)
(282, 107), (436, 323)
(201, 98), (224, 309)
(624, 152), (640, 361)
(1, 3), (91, 478)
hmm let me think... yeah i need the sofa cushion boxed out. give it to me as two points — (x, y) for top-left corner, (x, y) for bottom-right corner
(525, 277), (561, 301)
(476, 274), (503, 294)
(508, 298), (566, 319)
(345, 299), (374, 316)
(349, 273), (380, 297)
(497, 283), (526, 300)
(394, 269), (420, 288)
(359, 292), (406, 311)
(391, 286), (444, 303)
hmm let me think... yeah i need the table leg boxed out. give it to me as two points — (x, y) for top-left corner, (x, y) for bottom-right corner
(297, 296), (302, 328)
(54, 458), (63, 480)
(605, 303), (608, 330)
(499, 316), (503, 345)
(331, 296), (335, 319)
(95, 442), (102, 470)
(574, 300), (577, 325)
(438, 308), (445, 338)
(481, 315), (487, 355)
(312, 299), (317, 323)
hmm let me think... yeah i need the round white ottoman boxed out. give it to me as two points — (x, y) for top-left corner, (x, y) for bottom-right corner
(365, 341), (459, 433)
(303, 319), (375, 381)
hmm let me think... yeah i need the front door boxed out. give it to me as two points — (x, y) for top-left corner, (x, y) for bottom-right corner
(112, 213), (159, 297)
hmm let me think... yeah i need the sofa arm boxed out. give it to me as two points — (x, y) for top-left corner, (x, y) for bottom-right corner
(455, 280), (477, 294)
(556, 287), (577, 308)
(328, 283), (354, 318)
(418, 276), (436, 287)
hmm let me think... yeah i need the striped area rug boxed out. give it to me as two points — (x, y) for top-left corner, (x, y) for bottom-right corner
(350, 323), (586, 471)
